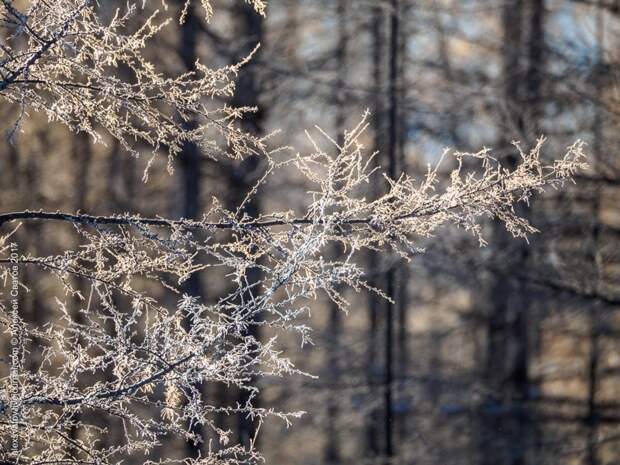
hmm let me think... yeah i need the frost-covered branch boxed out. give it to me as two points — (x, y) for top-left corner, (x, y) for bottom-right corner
(0, 132), (587, 244)
(0, 2), (588, 464)
(0, 112), (586, 464)
(0, 0), (268, 169)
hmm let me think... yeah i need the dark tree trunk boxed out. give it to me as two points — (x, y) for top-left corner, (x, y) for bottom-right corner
(433, 2), (460, 146)
(365, 3), (386, 459)
(324, 1), (348, 463)
(176, 1), (206, 456)
(227, 3), (265, 449)
(585, 7), (605, 465)
(480, 2), (546, 464)
(384, 0), (400, 462)
(395, 1), (410, 444)
(480, 1), (525, 464)
(68, 131), (92, 456)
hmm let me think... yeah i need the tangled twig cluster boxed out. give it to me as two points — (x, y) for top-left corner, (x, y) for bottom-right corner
(0, 111), (586, 464)
(0, 1), (587, 465)
(0, 0), (268, 175)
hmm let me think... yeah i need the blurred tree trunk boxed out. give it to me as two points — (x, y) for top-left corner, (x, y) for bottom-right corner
(177, 2), (204, 227)
(525, 0), (545, 130)
(175, 0), (206, 456)
(395, 0), (410, 444)
(107, 139), (136, 212)
(479, 1), (546, 464)
(324, 1), (348, 463)
(433, 2), (460, 146)
(384, 0), (400, 462)
(227, 2), (265, 448)
(366, 3), (386, 459)
(480, 1), (526, 464)
(103, 0), (136, 215)
(585, 6), (605, 465)
(68, 131), (92, 455)
(524, 1), (545, 458)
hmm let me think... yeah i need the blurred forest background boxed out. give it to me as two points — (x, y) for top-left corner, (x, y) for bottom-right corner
(1, 0), (620, 464)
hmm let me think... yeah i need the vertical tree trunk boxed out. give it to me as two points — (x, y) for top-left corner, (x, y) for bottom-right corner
(227, 3), (265, 449)
(384, 0), (400, 461)
(525, 1), (545, 456)
(586, 311), (601, 465)
(176, 1), (206, 456)
(366, 4), (386, 458)
(585, 6), (605, 465)
(106, 139), (136, 212)
(178, 2), (204, 227)
(480, 1), (525, 464)
(525, 0), (545, 129)
(480, 1), (545, 464)
(325, 1), (348, 463)
(395, 0), (410, 443)
(68, 131), (92, 456)
(433, 2), (460, 146)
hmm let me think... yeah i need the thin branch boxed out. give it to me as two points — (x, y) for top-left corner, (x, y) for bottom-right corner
(10, 352), (196, 409)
